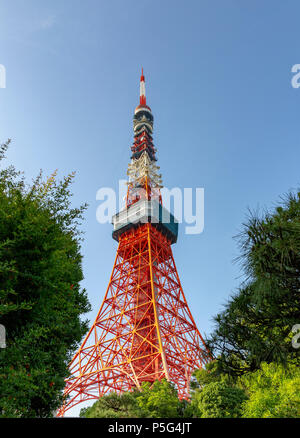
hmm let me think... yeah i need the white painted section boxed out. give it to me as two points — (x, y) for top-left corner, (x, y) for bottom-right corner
(134, 106), (152, 115)
(140, 80), (146, 97)
(112, 200), (170, 231)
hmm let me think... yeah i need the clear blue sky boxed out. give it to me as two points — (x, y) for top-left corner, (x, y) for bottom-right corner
(1, 0), (300, 414)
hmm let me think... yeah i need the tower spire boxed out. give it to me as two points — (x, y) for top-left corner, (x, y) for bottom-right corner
(140, 67), (146, 105)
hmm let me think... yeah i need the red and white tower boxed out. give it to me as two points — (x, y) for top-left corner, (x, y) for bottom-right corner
(57, 70), (210, 416)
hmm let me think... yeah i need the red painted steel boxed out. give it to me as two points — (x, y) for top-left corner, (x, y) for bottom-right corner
(57, 224), (209, 416)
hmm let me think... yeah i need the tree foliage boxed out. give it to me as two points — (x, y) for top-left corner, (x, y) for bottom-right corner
(135, 380), (183, 418)
(188, 362), (247, 418)
(0, 140), (91, 417)
(240, 360), (300, 418)
(80, 391), (141, 418)
(191, 381), (247, 418)
(80, 379), (183, 418)
(208, 190), (300, 375)
(190, 359), (300, 418)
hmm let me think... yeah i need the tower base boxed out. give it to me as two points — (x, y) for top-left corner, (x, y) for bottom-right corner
(57, 224), (209, 416)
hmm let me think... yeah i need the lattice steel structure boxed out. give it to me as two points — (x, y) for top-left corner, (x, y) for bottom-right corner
(57, 70), (210, 416)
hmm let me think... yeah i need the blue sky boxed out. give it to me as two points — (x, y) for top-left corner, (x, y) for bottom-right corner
(1, 0), (300, 414)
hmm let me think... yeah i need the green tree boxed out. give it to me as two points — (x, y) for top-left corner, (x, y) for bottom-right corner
(191, 381), (247, 418)
(80, 391), (142, 418)
(240, 361), (300, 418)
(135, 380), (182, 418)
(189, 362), (247, 418)
(0, 140), (91, 417)
(208, 190), (300, 375)
(80, 379), (183, 418)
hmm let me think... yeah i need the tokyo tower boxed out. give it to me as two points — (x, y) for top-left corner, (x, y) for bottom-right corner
(57, 70), (210, 416)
